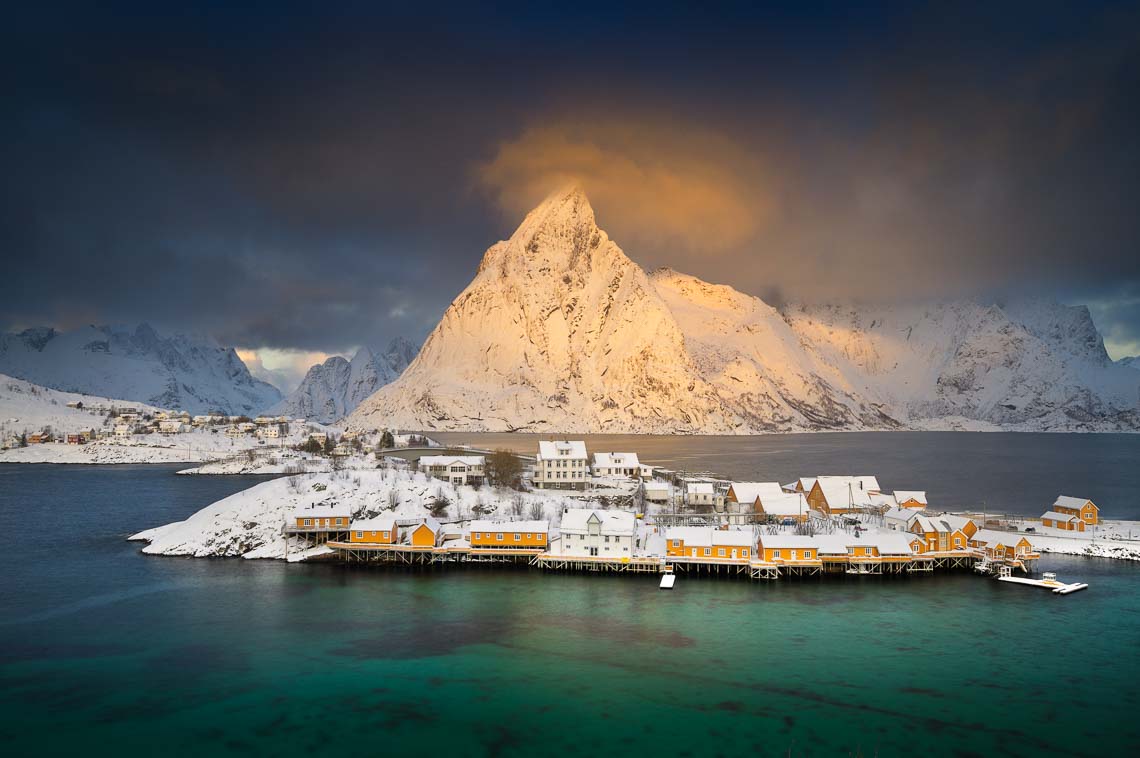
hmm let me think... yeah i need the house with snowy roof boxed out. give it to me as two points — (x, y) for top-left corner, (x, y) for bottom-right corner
(591, 452), (641, 479)
(557, 508), (636, 557)
(756, 535), (821, 564)
(291, 504), (353, 531)
(665, 527), (753, 561)
(807, 476), (876, 516)
(409, 517), (443, 548)
(684, 481), (722, 509)
(469, 520), (549, 552)
(643, 481), (670, 504)
(969, 529), (1036, 561)
(419, 454), (485, 486)
(755, 492), (810, 523)
(534, 440), (588, 490)
(725, 482), (784, 512)
(909, 514), (973, 552)
(349, 515), (397, 545)
(1043, 496), (1099, 530)
(894, 490), (928, 509)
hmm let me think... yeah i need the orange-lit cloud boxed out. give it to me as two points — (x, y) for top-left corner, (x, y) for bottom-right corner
(237, 348), (341, 393)
(477, 120), (776, 255)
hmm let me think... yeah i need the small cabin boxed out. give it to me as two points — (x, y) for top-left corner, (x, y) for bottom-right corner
(665, 527), (752, 561)
(292, 505), (352, 530)
(349, 516), (397, 544)
(894, 490), (928, 509)
(756, 535), (819, 564)
(410, 518), (442, 548)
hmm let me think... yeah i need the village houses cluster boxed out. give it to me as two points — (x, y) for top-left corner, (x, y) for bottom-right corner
(287, 439), (1101, 577)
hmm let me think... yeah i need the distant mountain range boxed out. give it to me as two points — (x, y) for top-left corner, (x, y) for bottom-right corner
(0, 323), (281, 415)
(347, 186), (1140, 433)
(269, 338), (418, 423)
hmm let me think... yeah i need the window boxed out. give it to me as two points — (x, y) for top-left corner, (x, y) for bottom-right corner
(773, 549), (781, 559)
(382, 531), (389, 539)
(704, 548), (711, 557)
(514, 534), (521, 541)
(672, 540), (680, 547)
(473, 532), (480, 540)
(497, 533), (504, 541)
(304, 519), (312, 526)
(356, 531), (364, 539)
(717, 548), (725, 557)
(743, 549), (749, 558)
(805, 550), (813, 558)
(605, 536), (611, 543)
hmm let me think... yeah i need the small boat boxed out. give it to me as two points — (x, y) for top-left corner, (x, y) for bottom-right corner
(659, 573), (676, 589)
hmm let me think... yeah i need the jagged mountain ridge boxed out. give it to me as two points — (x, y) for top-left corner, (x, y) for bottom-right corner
(348, 186), (1140, 433)
(270, 337), (418, 423)
(0, 323), (281, 415)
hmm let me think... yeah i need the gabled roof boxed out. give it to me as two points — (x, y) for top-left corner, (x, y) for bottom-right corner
(419, 455), (485, 467)
(883, 506), (921, 524)
(665, 526), (712, 546)
(592, 452), (640, 468)
(894, 490), (928, 504)
(1040, 510), (1081, 523)
(686, 482), (715, 495)
(816, 478), (874, 508)
(559, 508), (636, 534)
(351, 516), (397, 531)
(757, 535), (819, 550)
(413, 517), (442, 534)
(643, 481), (669, 493)
(936, 514), (976, 533)
(971, 529), (1029, 547)
(538, 440), (587, 459)
(757, 492), (809, 517)
(797, 477), (818, 491)
(1053, 495), (1095, 511)
(727, 482), (784, 504)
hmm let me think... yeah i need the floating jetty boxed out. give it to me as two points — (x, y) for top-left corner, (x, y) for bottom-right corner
(996, 568), (1088, 594)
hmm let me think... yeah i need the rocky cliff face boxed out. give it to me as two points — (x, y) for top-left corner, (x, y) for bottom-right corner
(0, 323), (281, 415)
(347, 187), (1140, 433)
(271, 337), (418, 423)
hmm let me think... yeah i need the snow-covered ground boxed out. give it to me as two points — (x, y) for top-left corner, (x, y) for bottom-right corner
(0, 428), (325, 464)
(131, 465), (582, 560)
(1005, 518), (1140, 561)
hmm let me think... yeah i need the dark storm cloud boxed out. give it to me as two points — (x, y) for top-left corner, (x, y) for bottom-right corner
(3, 1), (1140, 359)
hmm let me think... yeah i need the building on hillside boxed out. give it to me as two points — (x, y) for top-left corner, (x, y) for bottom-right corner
(469, 520), (549, 551)
(349, 516), (397, 544)
(307, 432), (328, 444)
(409, 518), (443, 548)
(291, 504), (352, 531)
(755, 492), (810, 523)
(557, 508), (636, 557)
(1048, 496), (1099, 527)
(591, 452), (642, 479)
(332, 443), (352, 457)
(883, 506), (921, 531)
(724, 482), (784, 513)
(639, 464), (657, 479)
(224, 426), (244, 438)
(665, 527), (753, 561)
(868, 492), (898, 512)
(237, 422), (257, 433)
(807, 476), (876, 516)
(28, 432), (50, 444)
(158, 420), (187, 434)
(894, 490), (928, 509)
(534, 441), (588, 490)
(113, 424), (133, 438)
(756, 535), (821, 564)
(65, 433), (88, 445)
(419, 455), (486, 486)
(263, 425), (281, 439)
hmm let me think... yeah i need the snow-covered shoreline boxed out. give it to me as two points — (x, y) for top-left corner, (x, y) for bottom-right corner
(130, 466), (580, 561)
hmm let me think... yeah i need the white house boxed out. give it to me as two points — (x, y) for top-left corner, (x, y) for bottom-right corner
(263, 425), (281, 439)
(591, 452), (641, 479)
(158, 419), (187, 434)
(557, 508), (637, 557)
(883, 506), (921, 531)
(535, 440), (588, 490)
(684, 481), (722, 509)
(643, 481), (670, 505)
(224, 426), (244, 439)
(419, 455), (485, 486)
(113, 423), (133, 439)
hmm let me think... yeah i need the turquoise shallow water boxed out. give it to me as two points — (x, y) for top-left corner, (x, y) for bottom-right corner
(1, 461), (1139, 756)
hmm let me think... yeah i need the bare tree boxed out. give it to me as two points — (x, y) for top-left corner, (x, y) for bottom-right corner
(527, 501), (545, 521)
(511, 493), (526, 517)
(486, 449), (524, 489)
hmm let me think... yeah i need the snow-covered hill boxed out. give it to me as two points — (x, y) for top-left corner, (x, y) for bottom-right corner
(269, 337), (417, 423)
(0, 323), (281, 415)
(347, 186), (1140, 433)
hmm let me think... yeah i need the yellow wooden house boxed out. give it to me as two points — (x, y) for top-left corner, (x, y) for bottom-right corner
(469, 520), (549, 551)
(409, 517), (443, 548)
(1047, 496), (1099, 528)
(348, 516), (397, 545)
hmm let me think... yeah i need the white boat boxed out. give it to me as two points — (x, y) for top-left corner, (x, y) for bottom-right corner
(659, 573), (676, 589)
(997, 567), (1088, 594)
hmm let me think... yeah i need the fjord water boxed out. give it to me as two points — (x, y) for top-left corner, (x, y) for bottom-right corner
(0, 437), (1137, 756)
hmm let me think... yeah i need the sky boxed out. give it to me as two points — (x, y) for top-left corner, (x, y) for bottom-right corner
(3, 1), (1139, 391)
